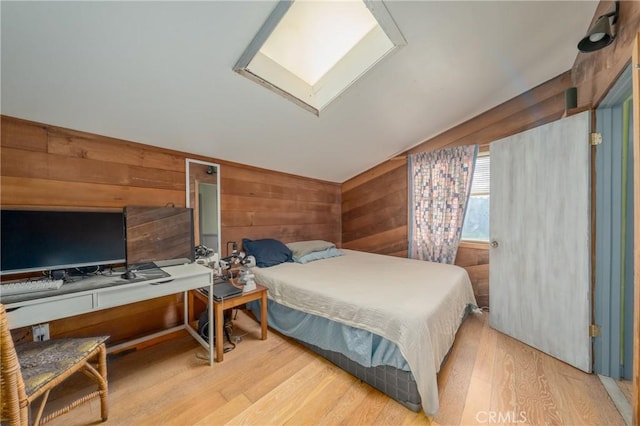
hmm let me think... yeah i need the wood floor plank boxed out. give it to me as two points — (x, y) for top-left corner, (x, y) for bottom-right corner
(239, 349), (317, 402)
(459, 314), (497, 425)
(217, 340), (310, 402)
(579, 373), (626, 425)
(374, 398), (424, 425)
(313, 378), (376, 425)
(338, 386), (390, 425)
(42, 310), (624, 426)
(144, 389), (228, 425)
(512, 340), (562, 425)
(226, 362), (336, 425)
(471, 313), (498, 383)
(193, 394), (253, 426)
(541, 352), (622, 426)
(490, 327), (518, 419)
(434, 312), (483, 425)
(400, 409), (432, 425)
(537, 349), (584, 423)
(283, 364), (358, 425)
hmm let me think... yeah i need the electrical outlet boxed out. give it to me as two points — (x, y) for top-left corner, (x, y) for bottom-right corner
(32, 324), (50, 341)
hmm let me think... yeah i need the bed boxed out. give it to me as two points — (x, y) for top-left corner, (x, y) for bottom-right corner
(241, 239), (477, 416)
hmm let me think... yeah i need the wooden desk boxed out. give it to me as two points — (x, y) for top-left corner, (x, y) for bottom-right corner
(3, 263), (215, 364)
(193, 284), (268, 362)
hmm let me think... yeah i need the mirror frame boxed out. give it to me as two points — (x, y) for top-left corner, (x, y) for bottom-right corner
(185, 159), (221, 259)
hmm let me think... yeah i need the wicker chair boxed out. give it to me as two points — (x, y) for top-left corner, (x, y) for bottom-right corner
(0, 304), (109, 425)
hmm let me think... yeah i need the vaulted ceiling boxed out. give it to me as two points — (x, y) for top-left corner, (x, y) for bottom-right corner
(1, 1), (599, 182)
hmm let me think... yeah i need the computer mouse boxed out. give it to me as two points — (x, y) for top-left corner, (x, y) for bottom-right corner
(121, 270), (137, 280)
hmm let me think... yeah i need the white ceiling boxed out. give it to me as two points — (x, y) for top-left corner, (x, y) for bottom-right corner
(1, 1), (599, 183)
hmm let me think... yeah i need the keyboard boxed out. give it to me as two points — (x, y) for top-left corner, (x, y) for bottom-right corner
(1, 279), (64, 296)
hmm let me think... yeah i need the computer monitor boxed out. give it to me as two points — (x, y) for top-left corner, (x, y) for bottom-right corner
(0, 209), (126, 276)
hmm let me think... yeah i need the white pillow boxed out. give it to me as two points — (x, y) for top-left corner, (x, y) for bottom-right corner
(295, 247), (343, 264)
(286, 240), (335, 259)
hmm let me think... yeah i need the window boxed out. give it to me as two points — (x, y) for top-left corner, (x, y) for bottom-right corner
(461, 153), (490, 242)
(234, 0), (405, 116)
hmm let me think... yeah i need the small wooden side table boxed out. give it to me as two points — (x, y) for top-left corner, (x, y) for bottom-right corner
(194, 284), (268, 362)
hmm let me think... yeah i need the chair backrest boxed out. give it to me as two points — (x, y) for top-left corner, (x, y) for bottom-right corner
(0, 304), (28, 425)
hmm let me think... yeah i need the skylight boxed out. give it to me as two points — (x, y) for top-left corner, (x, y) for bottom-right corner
(234, 0), (405, 116)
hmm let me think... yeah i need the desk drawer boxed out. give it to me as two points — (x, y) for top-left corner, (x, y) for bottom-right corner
(96, 282), (165, 309)
(95, 275), (207, 308)
(7, 293), (94, 328)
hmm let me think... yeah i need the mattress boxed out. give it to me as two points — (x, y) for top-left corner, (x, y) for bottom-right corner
(251, 249), (476, 415)
(302, 342), (423, 412)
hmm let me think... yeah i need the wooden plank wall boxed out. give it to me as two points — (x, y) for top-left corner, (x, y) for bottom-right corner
(221, 163), (341, 248)
(1, 115), (341, 345)
(342, 0), (640, 308)
(454, 243), (490, 309)
(342, 159), (408, 257)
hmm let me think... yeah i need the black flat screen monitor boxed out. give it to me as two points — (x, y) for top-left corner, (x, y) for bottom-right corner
(1, 209), (126, 276)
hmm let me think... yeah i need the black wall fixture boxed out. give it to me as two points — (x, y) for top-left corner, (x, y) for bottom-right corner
(578, 1), (619, 53)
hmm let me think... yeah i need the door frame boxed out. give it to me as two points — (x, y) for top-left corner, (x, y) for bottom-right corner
(631, 31), (639, 426)
(594, 64), (634, 379)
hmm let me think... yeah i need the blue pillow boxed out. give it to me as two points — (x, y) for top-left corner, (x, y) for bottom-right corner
(295, 247), (343, 264)
(242, 238), (293, 268)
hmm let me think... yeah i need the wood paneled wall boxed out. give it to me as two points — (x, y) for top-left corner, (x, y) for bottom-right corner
(455, 243), (490, 309)
(1, 115), (341, 345)
(220, 163), (341, 249)
(342, 159), (408, 257)
(341, 0), (640, 308)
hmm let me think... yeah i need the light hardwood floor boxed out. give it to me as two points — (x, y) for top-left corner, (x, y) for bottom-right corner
(44, 311), (624, 425)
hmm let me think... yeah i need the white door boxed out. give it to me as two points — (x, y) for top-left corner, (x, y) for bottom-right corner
(490, 111), (591, 372)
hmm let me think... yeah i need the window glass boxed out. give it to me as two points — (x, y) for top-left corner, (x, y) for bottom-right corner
(461, 154), (490, 241)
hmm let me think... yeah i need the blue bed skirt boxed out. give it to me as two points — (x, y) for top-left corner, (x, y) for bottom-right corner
(246, 299), (410, 371)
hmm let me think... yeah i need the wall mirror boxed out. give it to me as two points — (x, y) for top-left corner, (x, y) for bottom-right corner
(186, 159), (221, 258)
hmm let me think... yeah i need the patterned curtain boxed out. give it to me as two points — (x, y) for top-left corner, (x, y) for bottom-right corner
(408, 145), (478, 264)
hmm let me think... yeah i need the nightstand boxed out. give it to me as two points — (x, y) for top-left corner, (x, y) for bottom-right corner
(192, 284), (268, 362)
